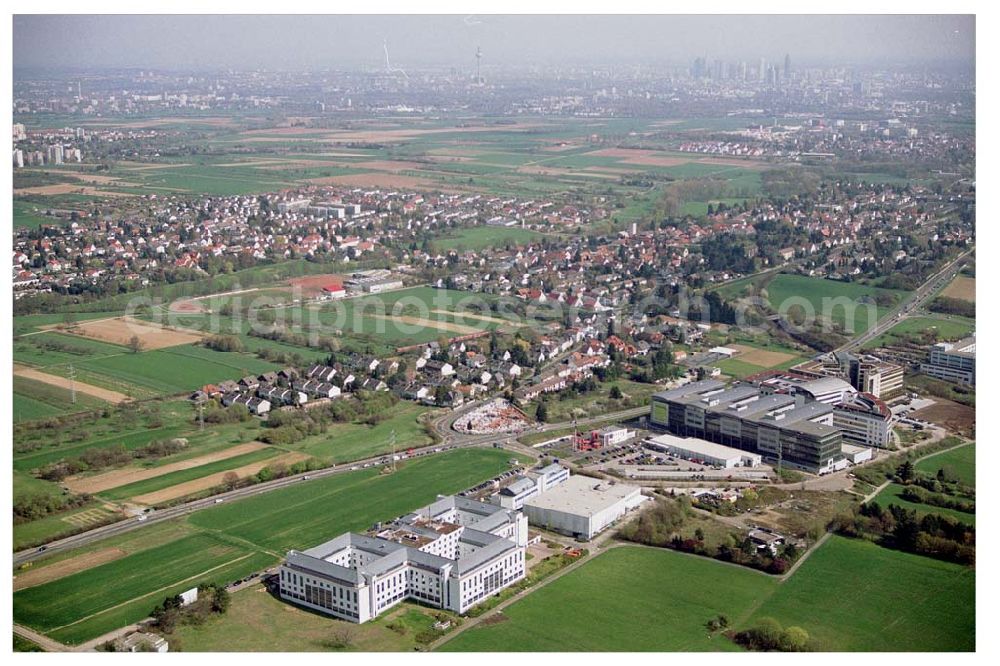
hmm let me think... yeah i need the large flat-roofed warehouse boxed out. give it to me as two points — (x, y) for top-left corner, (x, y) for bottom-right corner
(523, 475), (646, 540)
(646, 433), (763, 468)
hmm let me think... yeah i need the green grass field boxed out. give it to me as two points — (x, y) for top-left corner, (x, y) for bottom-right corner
(873, 483), (975, 525)
(13, 503), (118, 552)
(766, 274), (909, 335)
(444, 537), (974, 652)
(915, 443), (975, 486)
(288, 402), (435, 462)
(14, 533), (259, 634)
(433, 226), (542, 251)
(14, 448), (518, 645)
(76, 345), (280, 396)
(743, 536), (975, 651)
(13, 376), (107, 423)
(864, 315), (975, 349)
(441, 546), (773, 651)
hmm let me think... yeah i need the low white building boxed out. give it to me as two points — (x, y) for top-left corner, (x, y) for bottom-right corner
(595, 425), (634, 447)
(279, 496), (527, 623)
(494, 463), (570, 510)
(842, 443), (874, 464)
(645, 433), (763, 468)
(523, 475), (646, 540)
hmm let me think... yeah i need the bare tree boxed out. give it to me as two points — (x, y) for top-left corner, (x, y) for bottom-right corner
(326, 625), (356, 649)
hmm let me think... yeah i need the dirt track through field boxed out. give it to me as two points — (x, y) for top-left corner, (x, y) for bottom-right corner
(64, 442), (271, 494)
(132, 452), (310, 505)
(368, 312), (483, 335)
(430, 309), (509, 325)
(14, 547), (127, 591)
(13, 364), (129, 404)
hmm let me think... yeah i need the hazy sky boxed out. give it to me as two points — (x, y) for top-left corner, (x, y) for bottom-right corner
(13, 14), (975, 71)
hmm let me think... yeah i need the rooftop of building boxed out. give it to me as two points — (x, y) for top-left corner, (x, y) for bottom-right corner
(647, 433), (760, 461)
(524, 475), (641, 517)
(652, 379), (725, 401)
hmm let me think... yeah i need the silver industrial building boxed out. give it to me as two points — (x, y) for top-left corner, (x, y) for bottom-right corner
(646, 432), (763, 468)
(522, 475), (646, 540)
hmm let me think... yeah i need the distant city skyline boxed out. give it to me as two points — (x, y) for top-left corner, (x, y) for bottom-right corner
(13, 14), (974, 71)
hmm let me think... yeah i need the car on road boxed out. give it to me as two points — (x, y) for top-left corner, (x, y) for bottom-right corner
(215, 499), (224, 504)
(302, 475), (311, 480)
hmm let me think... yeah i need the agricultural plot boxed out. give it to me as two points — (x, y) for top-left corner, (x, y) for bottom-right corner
(13, 331), (130, 368)
(129, 452), (311, 506)
(14, 448), (517, 645)
(441, 545), (773, 652)
(66, 441), (273, 495)
(14, 199), (61, 229)
(53, 316), (205, 350)
(14, 365), (130, 404)
(765, 274), (908, 335)
(13, 533), (261, 637)
(445, 537), (974, 652)
(12, 374), (109, 423)
(302, 286), (503, 345)
(13, 504), (119, 552)
(75, 345), (280, 396)
(940, 275), (975, 302)
(188, 448), (519, 553)
(714, 343), (803, 379)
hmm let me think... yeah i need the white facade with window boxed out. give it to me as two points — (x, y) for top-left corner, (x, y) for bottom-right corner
(279, 496), (526, 623)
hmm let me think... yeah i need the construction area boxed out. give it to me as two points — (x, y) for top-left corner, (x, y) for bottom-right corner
(453, 398), (530, 434)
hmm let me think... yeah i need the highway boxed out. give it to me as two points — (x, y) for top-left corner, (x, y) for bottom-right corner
(837, 248), (973, 352)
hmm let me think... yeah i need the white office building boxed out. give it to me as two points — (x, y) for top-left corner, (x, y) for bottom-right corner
(920, 337), (976, 385)
(279, 496), (527, 623)
(833, 393), (893, 449)
(523, 475), (646, 540)
(494, 463), (570, 510)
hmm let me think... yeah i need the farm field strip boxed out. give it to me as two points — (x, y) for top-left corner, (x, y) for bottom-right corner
(443, 536), (974, 652)
(13, 364), (129, 403)
(65, 442), (271, 494)
(48, 316), (206, 350)
(14, 449), (516, 644)
(130, 451), (310, 505)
